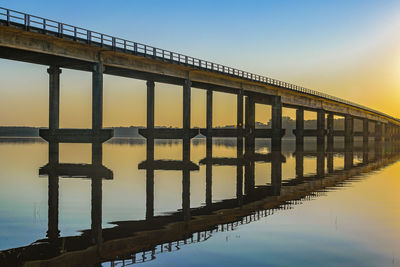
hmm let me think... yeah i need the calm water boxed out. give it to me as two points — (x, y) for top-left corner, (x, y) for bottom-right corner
(0, 137), (399, 266)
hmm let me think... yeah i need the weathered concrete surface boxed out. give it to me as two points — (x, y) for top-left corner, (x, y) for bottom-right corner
(0, 26), (397, 125)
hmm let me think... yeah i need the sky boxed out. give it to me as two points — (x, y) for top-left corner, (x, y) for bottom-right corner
(0, 0), (400, 127)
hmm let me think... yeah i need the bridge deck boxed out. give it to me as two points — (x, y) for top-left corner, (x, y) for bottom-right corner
(0, 7), (399, 125)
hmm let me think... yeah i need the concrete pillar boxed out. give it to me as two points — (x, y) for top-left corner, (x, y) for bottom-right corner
(206, 90), (213, 137)
(145, 136), (154, 220)
(92, 62), (104, 131)
(271, 152), (282, 196)
(47, 141), (59, 240)
(236, 90), (244, 203)
(182, 79), (191, 221)
(47, 170), (59, 240)
(47, 66), (61, 131)
(327, 113), (334, 150)
(92, 142), (102, 166)
(317, 109), (325, 152)
(147, 80), (155, 133)
(345, 115), (354, 151)
(295, 108), (304, 151)
(182, 145), (190, 221)
(91, 142), (103, 244)
(183, 80), (191, 135)
(271, 96), (282, 152)
(205, 139), (212, 206)
(245, 96), (255, 155)
(295, 150), (304, 178)
(245, 97), (256, 193)
(327, 150), (334, 173)
(317, 151), (325, 177)
(145, 163), (154, 220)
(91, 177), (102, 244)
(326, 113), (334, 173)
(244, 158), (255, 195)
(182, 79), (191, 163)
(363, 119), (369, 164)
(385, 124), (391, 142)
(205, 89), (213, 206)
(375, 122), (383, 160)
(236, 143), (243, 203)
(375, 122), (383, 143)
(146, 80), (155, 219)
(344, 115), (354, 169)
(317, 110), (325, 176)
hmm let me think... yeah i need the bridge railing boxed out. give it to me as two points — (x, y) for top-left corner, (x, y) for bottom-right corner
(0, 7), (399, 124)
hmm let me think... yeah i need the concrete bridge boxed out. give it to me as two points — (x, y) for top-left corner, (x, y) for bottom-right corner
(0, 6), (400, 154)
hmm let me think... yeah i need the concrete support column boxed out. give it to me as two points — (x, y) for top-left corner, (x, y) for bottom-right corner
(47, 169), (59, 240)
(147, 81), (155, 135)
(91, 177), (102, 244)
(375, 122), (383, 143)
(145, 80), (155, 220)
(317, 109), (325, 152)
(295, 150), (304, 179)
(183, 79), (191, 159)
(182, 144), (191, 221)
(145, 149), (154, 220)
(236, 91), (244, 203)
(317, 151), (325, 177)
(327, 113), (334, 173)
(244, 158), (255, 195)
(47, 140), (59, 240)
(344, 115), (354, 169)
(271, 96), (282, 152)
(316, 110), (325, 176)
(295, 108), (304, 151)
(183, 80), (191, 136)
(244, 95), (255, 194)
(327, 113), (334, 150)
(47, 66), (61, 164)
(363, 119), (369, 164)
(182, 80), (191, 221)
(295, 108), (304, 178)
(385, 124), (392, 142)
(205, 89), (213, 206)
(345, 115), (354, 150)
(245, 96), (255, 155)
(271, 152), (282, 196)
(92, 62), (104, 131)
(47, 66), (61, 131)
(375, 122), (383, 160)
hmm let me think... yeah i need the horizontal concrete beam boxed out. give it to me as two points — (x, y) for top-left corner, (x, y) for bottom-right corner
(138, 160), (199, 171)
(39, 163), (113, 179)
(39, 128), (113, 143)
(139, 128), (199, 139)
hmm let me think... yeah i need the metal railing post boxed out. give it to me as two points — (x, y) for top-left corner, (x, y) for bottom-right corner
(6, 9), (10, 25)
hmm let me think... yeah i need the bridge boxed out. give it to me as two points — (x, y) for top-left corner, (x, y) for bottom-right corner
(0, 6), (400, 154)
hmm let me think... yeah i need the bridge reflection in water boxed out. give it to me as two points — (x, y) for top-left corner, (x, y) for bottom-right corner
(0, 134), (399, 267)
